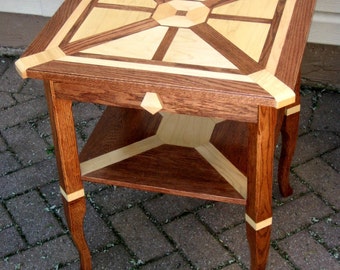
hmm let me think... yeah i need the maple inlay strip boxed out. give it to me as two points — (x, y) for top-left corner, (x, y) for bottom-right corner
(81, 26), (169, 60)
(59, 55), (254, 82)
(70, 8), (152, 42)
(80, 135), (163, 175)
(266, 0), (298, 73)
(60, 186), (85, 202)
(196, 143), (247, 198)
(249, 69), (295, 108)
(245, 214), (272, 231)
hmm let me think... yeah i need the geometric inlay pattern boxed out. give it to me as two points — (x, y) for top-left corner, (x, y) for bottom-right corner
(16, 0), (299, 108)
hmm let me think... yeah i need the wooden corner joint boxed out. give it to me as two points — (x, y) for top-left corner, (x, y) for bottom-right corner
(245, 214), (272, 231)
(60, 186), (85, 202)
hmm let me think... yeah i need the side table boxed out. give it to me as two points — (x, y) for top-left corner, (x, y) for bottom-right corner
(15, 0), (316, 269)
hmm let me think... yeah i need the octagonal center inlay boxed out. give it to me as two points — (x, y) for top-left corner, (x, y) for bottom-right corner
(153, 0), (210, 27)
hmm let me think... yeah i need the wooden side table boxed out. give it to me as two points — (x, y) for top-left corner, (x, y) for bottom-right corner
(16, 0), (316, 269)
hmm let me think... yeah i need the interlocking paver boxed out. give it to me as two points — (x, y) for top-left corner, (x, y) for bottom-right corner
(0, 62), (23, 93)
(0, 57), (10, 75)
(110, 206), (174, 262)
(139, 252), (191, 270)
(0, 135), (6, 152)
(0, 97), (47, 129)
(294, 158), (340, 209)
(0, 226), (25, 258)
(292, 131), (340, 165)
(271, 193), (333, 239)
(143, 194), (204, 224)
(2, 122), (49, 165)
(6, 190), (64, 245)
(0, 159), (58, 199)
(0, 151), (21, 176)
(165, 214), (231, 269)
(309, 212), (340, 252)
(0, 92), (15, 109)
(0, 205), (12, 228)
(91, 186), (154, 215)
(277, 231), (339, 270)
(0, 235), (78, 270)
(311, 91), (340, 132)
(83, 202), (117, 251)
(322, 147), (340, 172)
(197, 202), (244, 233)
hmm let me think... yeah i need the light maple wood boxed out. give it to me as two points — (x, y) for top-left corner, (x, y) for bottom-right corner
(71, 8), (152, 42)
(245, 214), (272, 231)
(208, 19), (271, 61)
(249, 70), (295, 108)
(211, 0), (279, 19)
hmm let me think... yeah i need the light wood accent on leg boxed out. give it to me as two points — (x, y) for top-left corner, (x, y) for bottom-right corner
(285, 104), (300, 116)
(60, 187), (85, 202)
(245, 214), (272, 231)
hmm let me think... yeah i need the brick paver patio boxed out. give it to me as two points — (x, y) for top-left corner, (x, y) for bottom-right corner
(0, 55), (339, 269)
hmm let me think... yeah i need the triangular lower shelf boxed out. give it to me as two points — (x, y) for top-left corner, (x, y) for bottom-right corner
(79, 107), (247, 205)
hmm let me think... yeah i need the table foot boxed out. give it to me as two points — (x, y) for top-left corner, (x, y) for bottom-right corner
(63, 197), (92, 270)
(246, 223), (271, 270)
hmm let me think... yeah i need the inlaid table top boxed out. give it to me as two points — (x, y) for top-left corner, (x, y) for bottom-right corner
(16, 0), (314, 118)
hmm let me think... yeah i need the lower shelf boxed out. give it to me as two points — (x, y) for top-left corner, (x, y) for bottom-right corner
(79, 107), (247, 205)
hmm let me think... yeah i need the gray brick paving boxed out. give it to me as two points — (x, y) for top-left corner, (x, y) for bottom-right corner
(0, 56), (339, 269)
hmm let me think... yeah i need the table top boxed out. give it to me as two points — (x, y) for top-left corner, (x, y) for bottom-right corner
(16, 0), (315, 112)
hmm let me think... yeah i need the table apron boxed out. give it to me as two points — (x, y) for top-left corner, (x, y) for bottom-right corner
(52, 81), (260, 122)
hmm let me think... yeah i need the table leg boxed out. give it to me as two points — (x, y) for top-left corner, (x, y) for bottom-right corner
(246, 106), (277, 269)
(44, 81), (92, 269)
(278, 77), (301, 197)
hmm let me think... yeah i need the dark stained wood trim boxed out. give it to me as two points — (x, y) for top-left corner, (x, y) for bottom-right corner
(191, 23), (262, 74)
(204, 0), (238, 9)
(152, 27), (178, 61)
(275, 0), (317, 88)
(75, 52), (243, 74)
(258, 0), (286, 65)
(62, 19), (159, 54)
(208, 14), (272, 24)
(59, 0), (98, 49)
(95, 3), (155, 13)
